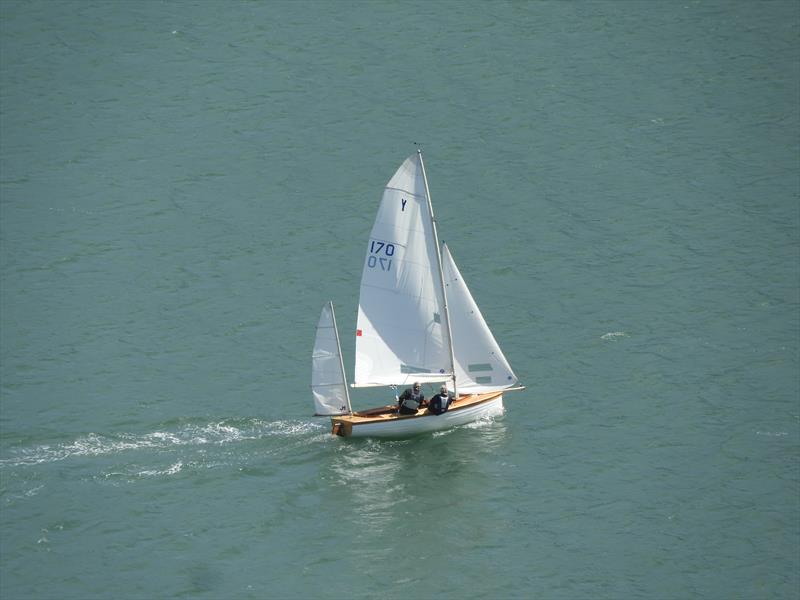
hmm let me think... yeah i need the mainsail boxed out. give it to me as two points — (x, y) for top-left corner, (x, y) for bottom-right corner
(311, 301), (351, 415)
(442, 244), (519, 392)
(354, 153), (452, 387)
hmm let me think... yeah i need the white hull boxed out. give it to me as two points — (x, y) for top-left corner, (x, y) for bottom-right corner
(332, 393), (504, 438)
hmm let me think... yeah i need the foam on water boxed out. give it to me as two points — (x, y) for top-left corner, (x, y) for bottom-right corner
(0, 419), (326, 468)
(136, 461), (183, 477)
(601, 331), (629, 341)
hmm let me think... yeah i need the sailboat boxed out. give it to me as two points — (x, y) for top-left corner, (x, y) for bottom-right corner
(311, 151), (522, 438)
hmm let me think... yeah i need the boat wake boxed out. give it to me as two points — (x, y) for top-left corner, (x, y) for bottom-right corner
(0, 418), (327, 468)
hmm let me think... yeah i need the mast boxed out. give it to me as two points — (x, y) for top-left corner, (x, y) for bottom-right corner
(329, 300), (352, 414)
(417, 149), (458, 398)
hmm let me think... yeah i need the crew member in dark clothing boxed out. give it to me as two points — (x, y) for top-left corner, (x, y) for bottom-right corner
(428, 385), (453, 415)
(398, 382), (425, 415)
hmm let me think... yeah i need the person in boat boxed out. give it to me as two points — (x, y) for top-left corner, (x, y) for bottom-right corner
(397, 382), (425, 415)
(427, 385), (453, 415)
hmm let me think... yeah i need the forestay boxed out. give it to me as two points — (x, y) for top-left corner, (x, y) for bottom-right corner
(442, 243), (518, 392)
(311, 301), (351, 415)
(354, 153), (452, 387)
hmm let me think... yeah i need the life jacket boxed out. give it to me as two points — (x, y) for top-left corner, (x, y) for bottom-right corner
(400, 391), (423, 411)
(429, 393), (450, 415)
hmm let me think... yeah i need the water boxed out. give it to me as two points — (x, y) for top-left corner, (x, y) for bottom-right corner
(1, 1), (798, 598)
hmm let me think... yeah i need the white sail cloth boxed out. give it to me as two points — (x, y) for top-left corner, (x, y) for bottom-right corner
(352, 152), (518, 394)
(311, 302), (350, 415)
(354, 153), (451, 387)
(442, 244), (518, 392)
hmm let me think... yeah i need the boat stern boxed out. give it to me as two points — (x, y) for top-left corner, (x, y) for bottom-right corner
(331, 418), (352, 437)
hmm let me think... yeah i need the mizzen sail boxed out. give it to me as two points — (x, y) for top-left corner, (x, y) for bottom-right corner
(311, 301), (351, 415)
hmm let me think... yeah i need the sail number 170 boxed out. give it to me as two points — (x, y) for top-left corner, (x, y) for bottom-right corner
(368, 240), (394, 271)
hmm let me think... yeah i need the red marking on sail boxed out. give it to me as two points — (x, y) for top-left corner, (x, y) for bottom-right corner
(356, 329), (363, 336)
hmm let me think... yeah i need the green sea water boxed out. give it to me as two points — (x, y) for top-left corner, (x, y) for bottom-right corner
(1, 1), (798, 598)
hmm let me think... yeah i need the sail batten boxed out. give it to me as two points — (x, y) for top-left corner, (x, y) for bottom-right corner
(351, 372), (453, 389)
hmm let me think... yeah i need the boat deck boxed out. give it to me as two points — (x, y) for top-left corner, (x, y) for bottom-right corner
(330, 390), (504, 436)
